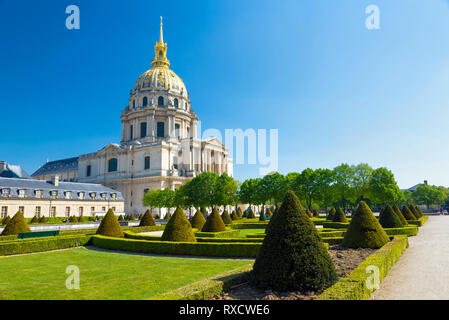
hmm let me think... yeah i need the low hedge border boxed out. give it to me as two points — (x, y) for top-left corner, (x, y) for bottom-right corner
(317, 236), (409, 300)
(91, 235), (262, 258)
(0, 234), (91, 256)
(407, 216), (429, 227)
(194, 229), (240, 238)
(314, 221), (350, 229)
(384, 226), (418, 237)
(148, 264), (254, 300)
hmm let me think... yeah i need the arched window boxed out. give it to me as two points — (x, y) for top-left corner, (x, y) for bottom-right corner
(143, 97), (148, 107)
(174, 98), (179, 108)
(158, 96), (164, 106)
(108, 158), (118, 172)
(157, 122), (165, 138)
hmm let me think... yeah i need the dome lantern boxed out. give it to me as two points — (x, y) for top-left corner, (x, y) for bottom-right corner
(151, 17), (170, 69)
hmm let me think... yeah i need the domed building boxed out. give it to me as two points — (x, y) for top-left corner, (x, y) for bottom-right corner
(32, 19), (233, 216)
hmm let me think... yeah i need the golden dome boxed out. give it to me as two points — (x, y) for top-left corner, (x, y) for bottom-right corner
(130, 17), (188, 99)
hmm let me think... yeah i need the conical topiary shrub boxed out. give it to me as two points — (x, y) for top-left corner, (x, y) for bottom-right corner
(333, 207), (348, 223)
(247, 208), (256, 219)
(327, 208), (336, 220)
(342, 201), (390, 249)
(164, 212), (172, 220)
(379, 205), (404, 228)
(128, 213), (136, 221)
(140, 209), (156, 226)
(230, 210), (239, 220)
(201, 207), (227, 232)
(237, 207), (243, 218)
(38, 216), (47, 224)
(401, 205), (417, 220)
(96, 209), (123, 237)
(69, 215), (78, 223)
(266, 208), (273, 218)
(139, 213), (144, 220)
(118, 215), (124, 221)
(2, 215), (11, 226)
(417, 206), (425, 217)
(411, 205), (422, 218)
(306, 209), (313, 218)
(190, 209), (206, 229)
(30, 216), (39, 224)
(393, 204), (408, 225)
(221, 210), (233, 224)
(251, 190), (337, 292)
(313, 209), (319, 217)
(161, 206), (196, 242)
(1, 211), (31, 235)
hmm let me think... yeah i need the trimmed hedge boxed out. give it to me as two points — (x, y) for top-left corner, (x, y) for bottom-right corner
(327, 208), (336, 220)
(392, 204), (408, 226)
(401, 205), (417, 220)
(317, 236), (409, 300)
(384, 226), (418, 237)
(229, 222), (268, 229)
(0, 234), (91, 256)
(194, 229), (240, 238)
(230, 210), (239, 221)
(407, 215), (429, 227)
(91, 235), (261, 258)
(221, 210), (233, 225)
(379, 205), (404, 228)
(313, 221), (350, 229)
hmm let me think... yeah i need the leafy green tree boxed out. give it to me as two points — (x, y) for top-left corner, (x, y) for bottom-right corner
(411, 184), (447, 209)
(333, 163), (355, 208)
(261, 172), (286, 207)
(238, 178), (260, 208)
(214, 173), (239, 207)
(314, 169), (335, 210)
(368, 167), (401, 205)
(352, 163), (373, 202)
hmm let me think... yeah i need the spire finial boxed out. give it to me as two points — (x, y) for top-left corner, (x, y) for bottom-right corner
(159, 16), (164, 44)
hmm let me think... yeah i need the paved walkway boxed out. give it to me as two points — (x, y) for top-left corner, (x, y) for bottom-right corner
(371, 215), (449, 300)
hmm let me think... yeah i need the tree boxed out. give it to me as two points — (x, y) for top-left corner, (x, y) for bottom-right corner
(314, 169), (335, 210)
(333, 163), (355, 208)
(293, 168), (320, 210)
(411, 184), (447, 209)
(261, 172), (286, 207)
(251, 190), (337, 291)
(214, 173), (239, 207)
(183, 172), (219, 207)
(238, 178), (260, 208)
(352, 163), (373, 202)
(368, 167), (401, 205)
(161, 206), (196, 242)
(143, 189), (164, 216)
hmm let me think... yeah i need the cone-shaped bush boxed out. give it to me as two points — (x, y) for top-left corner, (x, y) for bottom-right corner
(118, 215), (124, 221)
(2, 215), (11, 226)
(96, 209), (123, 237)
(230, 210), (239, 220)
(313, 209), (319, 217)
(128, 213), (136, 221)
(201, 207), (227, 232)
(247, 208), (256, 219)
(342, 201), (390, 249)
(164, 212), (172, 220)
(306, 209), (313, 218)
(251, 190), (337, 292)
(140, 209), (156, 226)
(161, 206), (196, 242)
(190, 209), (206, 229)
(138, 213), (144, 220)
(1, 211), (31, 235)
(30, 216), (39, 224)
(379, 205), (404, 228)
(237, 207), (243, 218)
(411, 205), (422, 218)
(401, 205), (417, 220)
(393, 204), (408, 225)
(69, 215), (78, 223)
(38, 216), (47, 224)
(333, 207), (348, 223)
(221, 210), (233, 224)
(266, 208), (273, 217)
(327, 208), (336, 220)
(417, 206), (425, 217)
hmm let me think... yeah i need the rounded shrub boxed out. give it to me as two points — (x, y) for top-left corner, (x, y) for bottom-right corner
(201, 207), (227, 232)
(30, 216), (39, 224)
(96, 209), (123, 237)
(161, 206), (196, 242)
(306, 209), (313, 218)
(38, 216), (47, 224)
(1, 211), (31, 236)
(230, 210), (239, 220)
(332, 207), (348, 223)
(140, 209), (156, 227)
(2, 215), (11, 226)
(379, 205), (404, 228)
(313, 209), (319, 217)
(251, 190), (337, 292)
(247, 208), (256, 219)
(327, 208), (336, 220)
(266, 208), (273, 218)
(69, 215), (78, 223)
(221, 210), (233, 224)
(190, 209), (206, 229)
(401, 205), (417, 220)
(342, 201), (390, 249)
(392, 204), (408, 225)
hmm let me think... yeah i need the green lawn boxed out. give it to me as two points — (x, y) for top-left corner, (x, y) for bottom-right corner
(0, 247), (252, 300)
(236, 228), (265, 237)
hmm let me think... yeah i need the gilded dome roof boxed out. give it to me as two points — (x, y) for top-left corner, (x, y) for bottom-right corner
(131, 67), (188, 99)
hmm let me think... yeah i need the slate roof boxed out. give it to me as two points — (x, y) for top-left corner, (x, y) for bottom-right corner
(0, 163), (30, 179)
(0, 177), (123, 201)
(31, 157), (79, 177)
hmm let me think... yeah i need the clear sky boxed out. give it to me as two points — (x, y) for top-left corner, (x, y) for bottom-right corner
(1, 0), (449, 188)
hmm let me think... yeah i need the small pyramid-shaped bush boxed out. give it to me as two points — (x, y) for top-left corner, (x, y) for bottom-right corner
(140, 209), (156, 226)
(69, 215), (78, 223)
(247, 208), (256, 219)
(1, 211), (31, 235)
(313, 209), (319, 217)
(237, 207), (243, 218)
(164, 212), (172, 220)
(266, 208), (273, 217)
(392, 204), (408, 225)
(128, 213), (136, 221)
(190, 209), (206, 229)
(401, 205), (417, 220)
(221, 210), (233, 224)
(342, 201), (390, 249)
(2, 215), (11, 226)
(201, 207), (227, 232)
(138, 213), (144, 220)
(251, 190), (337, 292)
(333, 207), (348, 223)
(411, 205), (422, 218)
(417, 206), (425, 217)
(38, 216), (47, 224)
(379, 205), (404, 228)
(161, 206), (196, 242)
(306, 209), (313, 218)
(118, 215), (124, 221)
(96, 209), (123, 237)
(230, 210), (239, 220)
(30, 216), (39, 224)
(327, 208), (336, 220)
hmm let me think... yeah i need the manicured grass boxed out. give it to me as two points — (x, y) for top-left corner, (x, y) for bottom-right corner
(0, 247), (252, 300)
(236, 229), (265, 237)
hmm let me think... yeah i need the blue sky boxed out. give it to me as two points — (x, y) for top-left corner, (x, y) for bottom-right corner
(1, 0), (449, 188)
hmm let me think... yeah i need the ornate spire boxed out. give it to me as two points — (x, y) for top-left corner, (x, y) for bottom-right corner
(152, 17), (170, 69)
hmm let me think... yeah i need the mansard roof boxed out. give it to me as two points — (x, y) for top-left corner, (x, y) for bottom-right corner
(0, 163), (29, 179)
(31, 157), (79, 177)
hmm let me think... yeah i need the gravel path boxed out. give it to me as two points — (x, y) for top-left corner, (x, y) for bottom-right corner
(371, 215), (449, 300)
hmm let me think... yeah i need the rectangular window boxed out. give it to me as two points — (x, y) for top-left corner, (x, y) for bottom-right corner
(140, 122), (147, 138)
(175, 123), (180, 139)
(157, 122), (164, 138)
(144, 156), (150, 170)
(35, 206), (41, 217)
(1, 206), (7, 218)
(1, 189), (10, 197)
(50, 207), (56, 217)
(35, 190), (42, 198)
(79, 207), (83, 216)
(86, 165), (91, 177)
(130, 125), (134, 140)
(51, 191), (57, 199)
(102, 207), (106, 212)
(91, 207), (95, 216)
(18, 189), (26, 198)
(19, 206), (25, 214)
(65, 207), (70, 217)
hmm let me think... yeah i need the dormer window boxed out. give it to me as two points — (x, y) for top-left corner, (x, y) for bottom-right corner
(111, 193), (117, 200)
(51, 190), (57, 199)
(18, 189), (26, 198)
(101, 193), (107, 200)
(1, 188), (10, 197)
(35, 190), (42, 199)
(65, 191), (71, 199)
(90, 192), (96, 200)
(78, 192), (84, 200)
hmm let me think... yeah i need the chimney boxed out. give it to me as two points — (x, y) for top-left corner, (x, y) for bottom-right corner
(424, 180), (428, 185)
(51, 175), (60, 187)
(0, 161), (6, 171)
